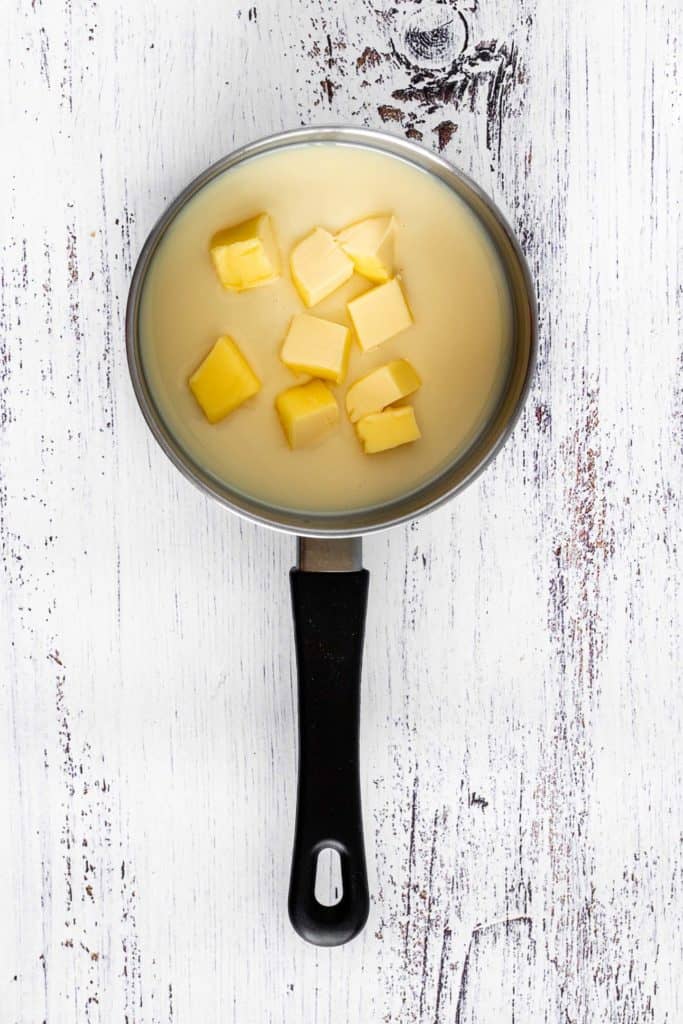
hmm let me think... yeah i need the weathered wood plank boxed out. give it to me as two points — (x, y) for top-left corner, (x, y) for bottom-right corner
(1, 0), (680, 1021)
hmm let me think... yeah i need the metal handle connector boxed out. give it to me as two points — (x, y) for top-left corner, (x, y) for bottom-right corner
(297, 537), (363, 572)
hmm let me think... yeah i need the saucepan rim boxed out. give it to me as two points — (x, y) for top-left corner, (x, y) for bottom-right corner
(125, 125), (537, 537)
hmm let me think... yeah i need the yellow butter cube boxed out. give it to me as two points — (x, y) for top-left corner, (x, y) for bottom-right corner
(276, 380), (339, 449)
(336, 215), (394, 284)
(347, 278), (413, 351)
(280, 314), (351, 384)
(345, 359), (421, 422)
(188, 336), (260, 423)
(356, 406), (421, 454)
(209, 213), (280, 291)
(290, 227), (354, 307)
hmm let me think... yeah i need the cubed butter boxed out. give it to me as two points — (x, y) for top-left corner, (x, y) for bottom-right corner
(336, 215), (394, 284)
(290, 227), (354, 307)
(188, 336), (260, 423)
(280, 314), (350, 384)
(347, 278), (412, 351)
(345, 359), (421, 422)
(209, 213), (280, 291)
(276, 379), (339, 449)
(356, 406), (421, 454)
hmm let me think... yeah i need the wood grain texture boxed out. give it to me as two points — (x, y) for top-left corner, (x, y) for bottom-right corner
(1, 0), (681, 1021)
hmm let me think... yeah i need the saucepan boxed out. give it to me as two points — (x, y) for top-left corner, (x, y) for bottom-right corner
(126, 126), (537, 947)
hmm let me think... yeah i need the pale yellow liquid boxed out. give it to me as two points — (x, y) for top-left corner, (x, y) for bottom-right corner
(140, 144), (512, 514)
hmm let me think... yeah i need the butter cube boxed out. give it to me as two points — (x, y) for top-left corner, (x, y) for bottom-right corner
(347, 278), (412, 351)
(290, 227), (354, 307)
(356, 406), (421, 454)
(281, 314), (351, 384)
(346, 359), (421, 422)
(276, 380), (339, 449)
(336, 215), (394, 284)
(188, 336), (260, 423)
(209, 213), (280, 291)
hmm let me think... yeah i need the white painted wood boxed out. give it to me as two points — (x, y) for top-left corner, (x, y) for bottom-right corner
(2, 0), (681, 1020)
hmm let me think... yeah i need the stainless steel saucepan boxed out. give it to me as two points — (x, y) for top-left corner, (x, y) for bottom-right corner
(126, 126), (537, 946)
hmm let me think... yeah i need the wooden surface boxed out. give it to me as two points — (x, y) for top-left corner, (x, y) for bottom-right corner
(2, 0), (681, 1020)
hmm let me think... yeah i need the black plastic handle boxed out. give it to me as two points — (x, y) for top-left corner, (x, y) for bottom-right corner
(288, 568), (370, 946)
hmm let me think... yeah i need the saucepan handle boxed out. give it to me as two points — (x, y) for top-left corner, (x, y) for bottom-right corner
(288, 542), (369, 946)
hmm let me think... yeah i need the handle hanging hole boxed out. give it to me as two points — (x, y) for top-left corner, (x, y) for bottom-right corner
(314, 848), (343, 907)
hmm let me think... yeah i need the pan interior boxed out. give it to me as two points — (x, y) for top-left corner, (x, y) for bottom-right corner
(128, 130), (535, 536)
